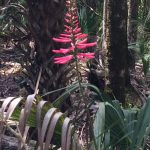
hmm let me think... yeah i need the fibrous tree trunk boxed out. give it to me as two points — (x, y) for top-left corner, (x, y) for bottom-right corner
(26, 0), (65, 63)
(25, 0), (71, 103)
(104, 0), (128, 104)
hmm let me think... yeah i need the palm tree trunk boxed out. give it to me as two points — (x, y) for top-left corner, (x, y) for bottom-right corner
(104, 0), (128, 104)
(26, 0), (65, 63)
(25, 0), (69, 102)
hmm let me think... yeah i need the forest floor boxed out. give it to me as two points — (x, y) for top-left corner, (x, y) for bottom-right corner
(0, 45), (22, 98)
(0, 43), (149, 104)
(0, 43), (150, 149)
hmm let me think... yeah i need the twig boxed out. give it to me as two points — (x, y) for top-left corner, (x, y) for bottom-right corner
(34, 66), (42, 95)
(80, 0), (101, 16)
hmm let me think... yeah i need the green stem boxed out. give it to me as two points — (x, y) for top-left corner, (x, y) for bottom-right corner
(75, 59), (98, 150)
(75, 60), (84, 98)
(75, 59), (90, 150)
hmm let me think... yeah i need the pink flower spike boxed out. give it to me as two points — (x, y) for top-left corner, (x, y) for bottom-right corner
(51, 0), (96, 65)
(60, 34), (71, 38)
(76, 34), (88, 40)
(54, 55), (73, 64)
(53, 37), (72, 43)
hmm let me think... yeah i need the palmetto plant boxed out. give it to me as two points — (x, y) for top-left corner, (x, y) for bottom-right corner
(0, 81), (102, 150)
(92, 97), (150, 150)
(1, 85), (150, 149)
(0, 95), (81, 150)
(0, 1), (28, 46)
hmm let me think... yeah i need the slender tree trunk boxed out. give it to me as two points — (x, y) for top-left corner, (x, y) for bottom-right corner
(104, 0), (128, 104)
(128, 0), (138, 43)
(127, 0), (139, 70)
(102, 0), (108, 87)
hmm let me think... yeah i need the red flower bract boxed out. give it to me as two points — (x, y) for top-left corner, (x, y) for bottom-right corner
(52, 0), (97, 64)
(52, 38), (72, 43)
(52, 48), (72, 54)
(60, 33), (71, 37)
(54, 55), (73, 64)
(76, 38), (88, 45)
(75, 34), (88, 40)
(77, 42), (97, 48)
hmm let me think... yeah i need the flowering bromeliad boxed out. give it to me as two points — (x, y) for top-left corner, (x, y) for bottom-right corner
(52, 0), (96, 64)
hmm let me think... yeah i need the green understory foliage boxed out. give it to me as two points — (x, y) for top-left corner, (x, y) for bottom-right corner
(93, 97), (150, 150)
(129, 3), (150, 76)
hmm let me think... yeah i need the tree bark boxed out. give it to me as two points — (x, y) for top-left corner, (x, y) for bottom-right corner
(24, 0), (70, 103)
(26, 0), (65, 63)
(104, 0), (128, 104)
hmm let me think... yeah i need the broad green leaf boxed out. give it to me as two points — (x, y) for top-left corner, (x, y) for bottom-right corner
(130, 97), (150, 149)
(93, 102), (105, 150)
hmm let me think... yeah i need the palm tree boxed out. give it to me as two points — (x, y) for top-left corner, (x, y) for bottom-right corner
(25, 0), (70, 104)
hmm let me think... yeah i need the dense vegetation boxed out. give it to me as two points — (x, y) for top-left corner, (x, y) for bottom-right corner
(0, 0), (150, 149)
